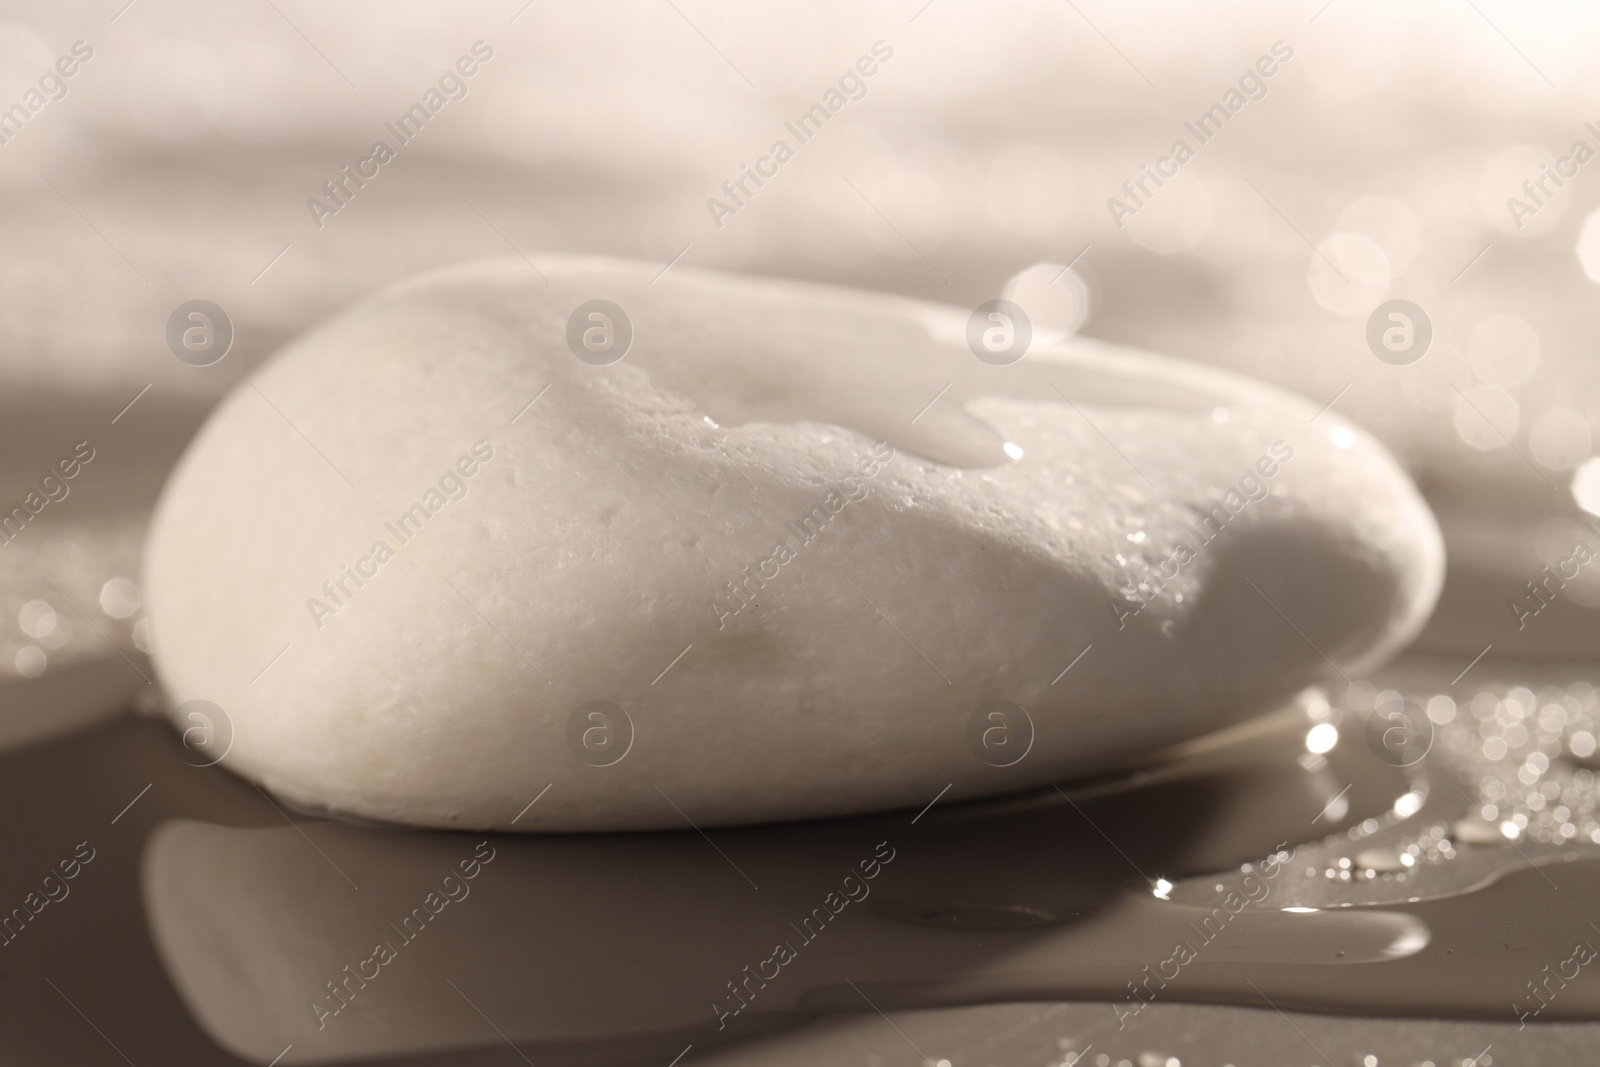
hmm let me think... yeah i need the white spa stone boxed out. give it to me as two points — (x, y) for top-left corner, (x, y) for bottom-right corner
(143, 256), (1443, 831)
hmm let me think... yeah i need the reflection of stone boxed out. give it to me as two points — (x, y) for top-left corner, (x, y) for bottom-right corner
(142, 804), (1425, 1065)
(145, 257), (1443, 832)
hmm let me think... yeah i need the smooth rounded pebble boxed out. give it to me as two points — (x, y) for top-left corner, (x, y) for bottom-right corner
(143, 256), (1444, 831)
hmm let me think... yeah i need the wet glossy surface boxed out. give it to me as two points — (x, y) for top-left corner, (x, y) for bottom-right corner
(610, 271), (1220, 470)
(3, 658), (1598, 1065)
(694, 998), (1594, 1067)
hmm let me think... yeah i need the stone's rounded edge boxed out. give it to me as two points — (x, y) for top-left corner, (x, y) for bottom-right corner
(139, 380), (236, 721)
(1354, 472), (1446, 674)
(1057, 331), (1446, 674)
(247, 780), (696, 835)
(1308, 416), (1446, 675)
(141, 254), (1450, 834)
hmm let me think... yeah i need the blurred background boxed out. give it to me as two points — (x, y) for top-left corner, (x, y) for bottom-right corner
(6, 0), (1600, 685)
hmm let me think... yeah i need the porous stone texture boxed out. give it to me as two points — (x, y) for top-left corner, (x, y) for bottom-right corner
(143, 256), (1443, 831)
